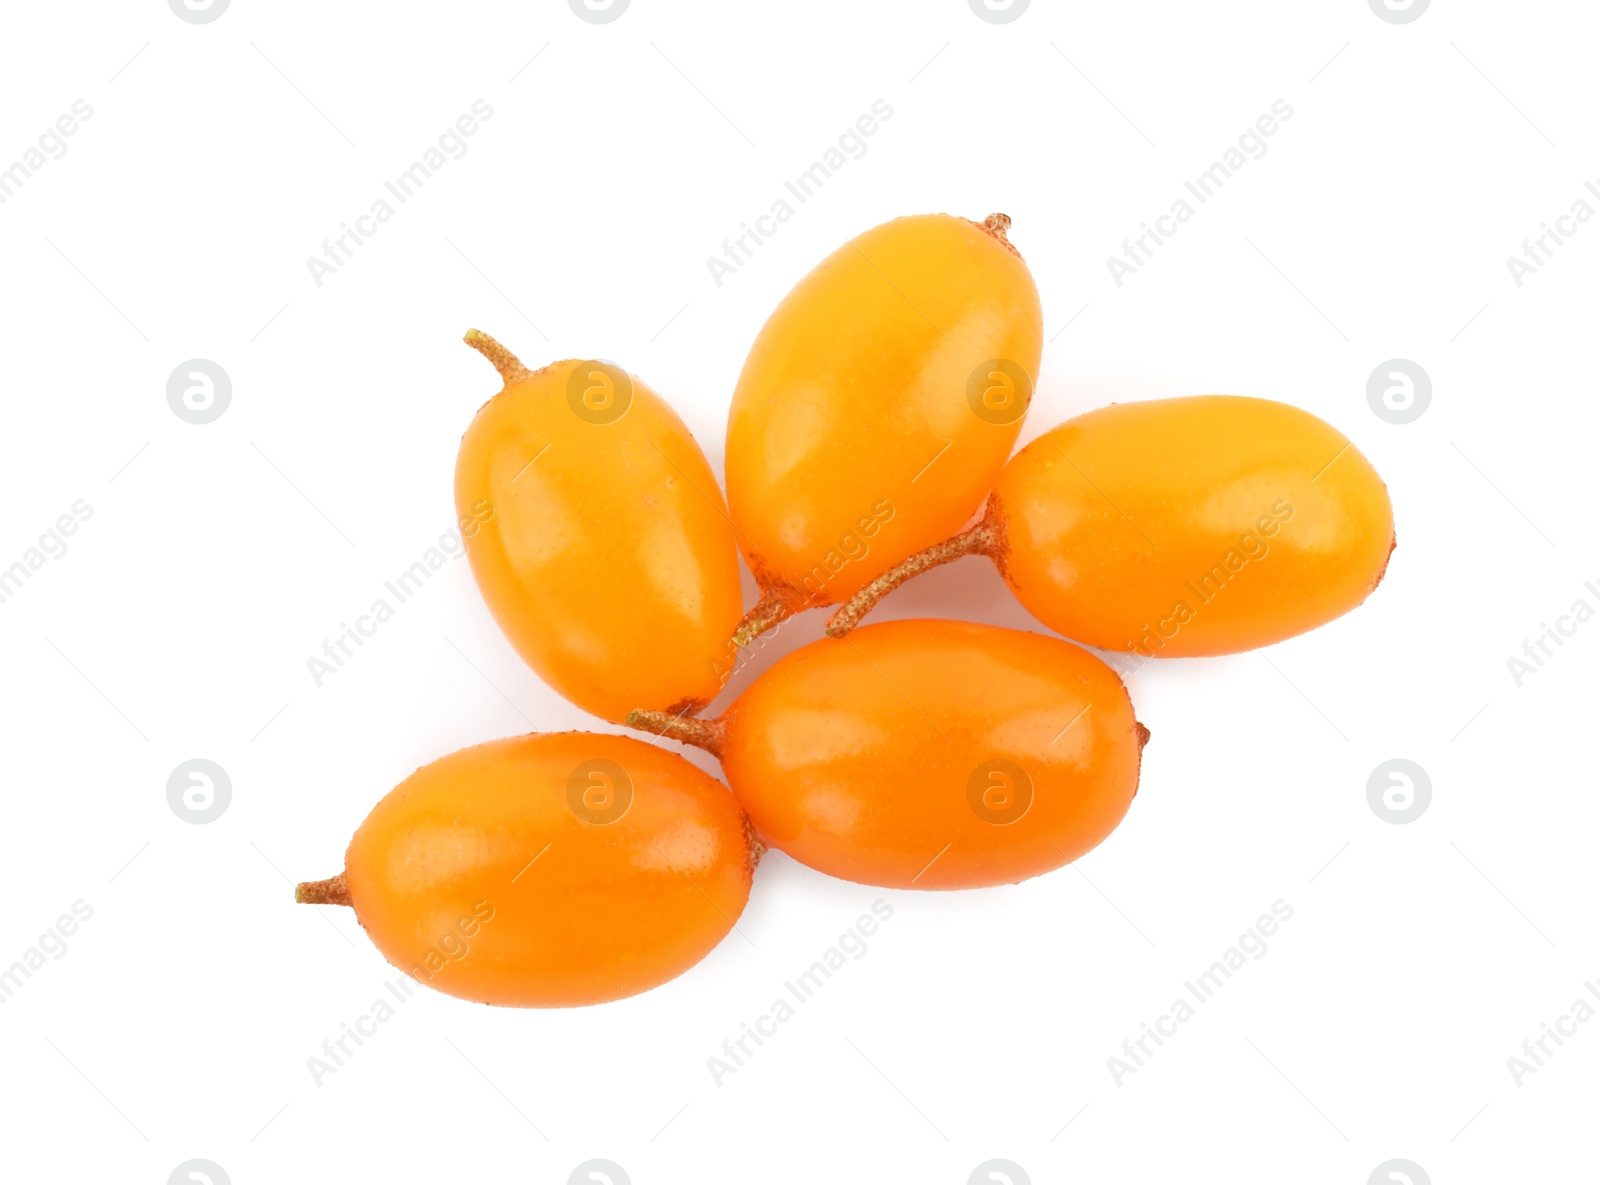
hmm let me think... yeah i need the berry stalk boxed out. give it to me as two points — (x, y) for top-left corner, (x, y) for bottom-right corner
(825, 509), (1000, 638)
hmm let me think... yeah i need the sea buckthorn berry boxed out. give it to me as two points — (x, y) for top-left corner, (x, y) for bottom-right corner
(724, 213), (1043, 643)
(296, 732), (759, 1007)
(827, 396), (1396, 657)
(455, 331), (743, 722)
(628, 619), (1146, 890)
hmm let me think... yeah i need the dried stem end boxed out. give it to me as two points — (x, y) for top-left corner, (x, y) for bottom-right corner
(296, 874), (351, 907)
(743, 815), (767, 878)
(972, 212), (1021, 260)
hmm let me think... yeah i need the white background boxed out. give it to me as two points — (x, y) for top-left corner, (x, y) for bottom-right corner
(0, 1), (1594, 1182)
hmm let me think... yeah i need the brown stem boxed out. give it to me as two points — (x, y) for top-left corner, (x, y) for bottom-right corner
(463, 328), (533, 387)
(625, 710), (726, 757)
(972, 212), (1021, 259)
(743, 815), (767, 877)
(825, 514), (1000, 638)
(731, 584), (807, 647)
(296, 873), (351, 906)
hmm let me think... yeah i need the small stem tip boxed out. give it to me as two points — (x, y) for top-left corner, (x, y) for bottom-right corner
(625, 710), (726, 757)
(296, 874), (351, 906)
(825, 517), (998, 638)
(464, 328), (533, 387)
(974, 212), (1021, 259)
(1136, 723), (1151, 751)
(731, 585), (807, 647)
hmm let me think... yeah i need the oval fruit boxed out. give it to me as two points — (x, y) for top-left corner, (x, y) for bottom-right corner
(828, 396), (1395, 656)
(455, 331), (743, 721)
(629, 620), (1145, 890)
(724, 213), (1043, 641)
(296, 732), (758, 1007)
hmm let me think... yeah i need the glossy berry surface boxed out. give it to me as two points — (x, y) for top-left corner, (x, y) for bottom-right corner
(684, 620), (1144, 890)
(994, 396), (1395, 656)
(455, 334), (743, 721)
(317, 732), (756, 1008)
(725, 214), (1042, 629)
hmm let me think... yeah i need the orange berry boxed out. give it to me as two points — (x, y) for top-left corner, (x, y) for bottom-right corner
(297, 732), (757, 1008)
(829, 396), (1395, 656)
(455, 331), (742, 722)
(629, 620), (1145, 890)
(724, 213), (1043, 642)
